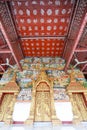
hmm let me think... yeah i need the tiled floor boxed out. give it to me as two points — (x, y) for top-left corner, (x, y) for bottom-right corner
(0, 123), (87, 130)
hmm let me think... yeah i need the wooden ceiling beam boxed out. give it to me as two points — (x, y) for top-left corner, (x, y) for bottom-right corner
(0, 65), (5, 72)
(20, 36), (66, 40)
(75, 48), (87, 52)
(81, 64), (87, 72)
(0, 49), (11, 53)
(0, 20), (22, 71)
(64, 13), (87, 71)
(0, 44), (8, 49)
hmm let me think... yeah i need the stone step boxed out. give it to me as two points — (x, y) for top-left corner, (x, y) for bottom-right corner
(33, 122), (52, 127)
(0, 121), (4, 126)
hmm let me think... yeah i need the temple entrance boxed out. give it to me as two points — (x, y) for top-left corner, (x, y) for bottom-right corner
(34, 82), (51, 122)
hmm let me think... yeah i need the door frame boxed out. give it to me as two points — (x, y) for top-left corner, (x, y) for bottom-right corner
(34, 82), (51, 122)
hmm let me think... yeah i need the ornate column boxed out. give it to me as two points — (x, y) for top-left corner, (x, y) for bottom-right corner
(50, 82), (61, 125)
(25, 86), (36, 125)
(68, 93), (82, 124)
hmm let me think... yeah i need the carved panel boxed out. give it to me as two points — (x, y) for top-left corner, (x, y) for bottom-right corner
(0, 94), (14, 122)
(34, 91), (51, 121)
(69, 0), (87, 40)
(36, 82), (50, 91)
(0, 2), (17, 41)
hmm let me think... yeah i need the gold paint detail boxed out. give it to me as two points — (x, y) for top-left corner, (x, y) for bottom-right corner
(35, 91), (51, 121)
(67, 70), (87, 124)
(0, 94), (16, 124)
(74, 94), (87, 121)
(25, 71), (61, 124)
(0, 72), (20, 124)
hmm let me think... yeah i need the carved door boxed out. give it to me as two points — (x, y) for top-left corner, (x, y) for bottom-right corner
(0, 94), (14, 121)
(34, 82), (51, 122)
(73, 94), (87, 121)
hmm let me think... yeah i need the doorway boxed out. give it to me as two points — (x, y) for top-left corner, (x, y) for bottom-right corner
(34, 82), (51, 122)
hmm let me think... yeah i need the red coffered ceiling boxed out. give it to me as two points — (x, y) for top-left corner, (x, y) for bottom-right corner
(21, 38), (64, 57)
(10, 0), (74, 57)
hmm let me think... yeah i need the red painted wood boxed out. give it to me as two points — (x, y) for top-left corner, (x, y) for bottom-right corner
(13, 121), (24, 124)
(0, 21), (23, 71)
(64, 13), (87, 71)
(0, 49), (11, 53)
(62, 121), (72, 124)
(11, 0), (74, 57)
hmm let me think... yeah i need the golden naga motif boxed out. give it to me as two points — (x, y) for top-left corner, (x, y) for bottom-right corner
(67, 70), (87, 124)
(0, 72), (20, 124)
(25, 70), (61, 125)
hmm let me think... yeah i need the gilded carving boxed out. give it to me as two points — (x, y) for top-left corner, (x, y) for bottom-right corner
(25, 71), (61, 124)
(0, 73), (20, 124)
(35, 91), (51, 121)
(67, 70), (87, 124)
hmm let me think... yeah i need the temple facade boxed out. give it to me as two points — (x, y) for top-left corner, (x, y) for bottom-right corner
(0, 57), (87, 125)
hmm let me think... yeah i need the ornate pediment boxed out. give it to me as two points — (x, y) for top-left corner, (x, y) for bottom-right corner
(67, 70), (87, 93)
(0, 73), (20, 93)
(33, 71), (53, 89)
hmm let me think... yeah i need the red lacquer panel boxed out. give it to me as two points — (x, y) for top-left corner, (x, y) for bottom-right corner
(11, 0), (74, 57)
(21, 38), (65, 57)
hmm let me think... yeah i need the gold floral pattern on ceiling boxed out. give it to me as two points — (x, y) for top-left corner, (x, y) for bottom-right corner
(11, 0), (74, 56)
